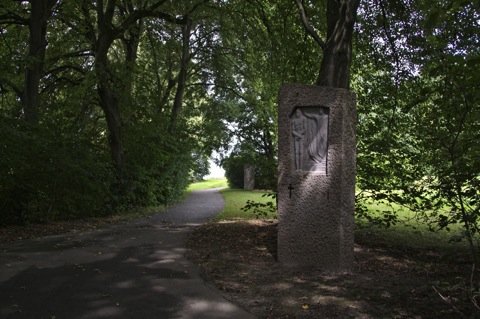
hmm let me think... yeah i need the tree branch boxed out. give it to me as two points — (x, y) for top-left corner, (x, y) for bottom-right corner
(116, 0), (183, 37)
(0, 75), (22, 98)
(378, 0), (399, 64)
(293, 0), (326, 50)
(81, 2), (97, 45)
(186, 0), (210, 16)
(0, 12), (28, 25)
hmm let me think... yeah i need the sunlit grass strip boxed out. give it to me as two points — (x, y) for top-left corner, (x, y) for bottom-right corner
(187, 178), (228, 192)
(356, 192), (469, 253)
(213, 189), (276, 221)
(355, 222), (470, 254)
(208, 185), (470, 254)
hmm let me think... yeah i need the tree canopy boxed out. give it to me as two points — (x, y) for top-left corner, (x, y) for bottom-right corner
(0, 0), (478, 257)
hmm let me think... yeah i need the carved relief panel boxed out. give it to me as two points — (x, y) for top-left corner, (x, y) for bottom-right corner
(290, 106), (329, 173)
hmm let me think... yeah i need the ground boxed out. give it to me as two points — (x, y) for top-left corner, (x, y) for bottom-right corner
(0, 216), (125, 243)
(2, 218), (479, 318)
(186, 220), (480, 319)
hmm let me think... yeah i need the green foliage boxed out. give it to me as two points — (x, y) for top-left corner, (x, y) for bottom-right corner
(0, 118), (112, 225)
(222, 153), (245, 189)
(189, 153), (211, 182)
(187, 179), (228, 192)
(1, 1), (479, 274)
(353, 0), (480, 266)
(123, 120), (195, 207)
(253, 156), (277, 190)
(213, 189), (276, 221)
(241, 192), (277, 219)
(222, 151), (277, 190)
(214, 0), (319, 191)
(355, 195), (399, 229)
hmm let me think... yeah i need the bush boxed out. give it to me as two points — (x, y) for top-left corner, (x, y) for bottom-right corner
(222, 154), (244, 189)
(0, 118), (112, 225)
(253, 157), (277, 190)
(123, 121), (195, 207)
(222, 153), (277, 190)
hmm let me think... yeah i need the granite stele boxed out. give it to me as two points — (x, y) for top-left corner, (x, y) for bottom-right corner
(277, 83), (356, 272)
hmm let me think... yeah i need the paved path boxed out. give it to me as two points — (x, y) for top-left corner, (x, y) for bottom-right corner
(0, 188), (255, 319)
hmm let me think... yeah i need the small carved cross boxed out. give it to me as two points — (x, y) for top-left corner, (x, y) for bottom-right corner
(288, 183), (294, 198)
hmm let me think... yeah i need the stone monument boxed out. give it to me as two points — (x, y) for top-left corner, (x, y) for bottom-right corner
(277, 83), (356, 272)
(244, 164), (255, 190)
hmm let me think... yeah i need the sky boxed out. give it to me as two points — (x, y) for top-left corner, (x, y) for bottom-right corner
(205, 159), (225, 179)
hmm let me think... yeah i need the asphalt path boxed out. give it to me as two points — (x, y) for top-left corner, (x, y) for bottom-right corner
(0, 188), (255, 319)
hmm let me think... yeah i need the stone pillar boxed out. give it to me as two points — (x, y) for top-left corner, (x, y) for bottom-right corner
(243, 164), (255, 190)
(277, 84), (356, 272)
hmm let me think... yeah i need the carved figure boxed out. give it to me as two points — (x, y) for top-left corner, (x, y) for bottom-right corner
(291, 109), (306, 170)
(305, 108), (328, 166)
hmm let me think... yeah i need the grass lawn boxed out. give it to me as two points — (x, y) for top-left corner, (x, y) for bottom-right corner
(186, 178), (228, 192)
(187, 182), (472, 255)
(356, 196), (470, 253)
(211, 186), (471, 254)
(186, 181), (276, 220)
(355, 221), (470, 257)
(213, 188), (276, 221)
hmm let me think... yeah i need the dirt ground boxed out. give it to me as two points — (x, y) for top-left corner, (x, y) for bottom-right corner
(0, 217), (124, 243)
(186, 220), (480, 319)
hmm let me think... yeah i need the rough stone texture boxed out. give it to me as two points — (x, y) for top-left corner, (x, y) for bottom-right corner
(244, 164), (255, 190)
(277, 84), (356, 272)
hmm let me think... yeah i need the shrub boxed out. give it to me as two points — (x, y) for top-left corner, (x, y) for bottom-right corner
(0, 118), (112, 225)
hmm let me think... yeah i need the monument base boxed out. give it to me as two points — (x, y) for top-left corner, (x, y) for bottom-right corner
(277, 84), (356, 272)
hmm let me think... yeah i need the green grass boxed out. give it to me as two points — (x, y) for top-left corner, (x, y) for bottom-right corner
(187, 178), (228, 192)
(355, 220), (470, 254)
(196, 184), (473, 255)
(356, 196), (471, 253)
(213, 188), (277, 221)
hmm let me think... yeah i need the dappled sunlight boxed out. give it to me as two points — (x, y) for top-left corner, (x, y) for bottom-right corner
(148, 258), (178, 265)
(188, 217), (479, 318)
(183, 298), (243, 317)
(123, 257), (140, 263)
(354, 245), (365, 252)
(272, 282), (294, 290)
(115, 279), (137, 289)
(0, 217), (254, 318)
(152, 285), (167, 293)
(148, 247), (187, 262)
(313, 295), (365, 308)
(0, 241), (186, 318)
(253, 275), (372, 318)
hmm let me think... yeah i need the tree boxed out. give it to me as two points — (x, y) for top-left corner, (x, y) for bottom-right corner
(0, 0), (230, 224)
(215, 0), (324, 189)
(352, 0), (480, 265)
(0, 0), (57, 123)
(78, 0), (173, 174)
(0, 0), (477, 254)
(294, 0), (360, 88)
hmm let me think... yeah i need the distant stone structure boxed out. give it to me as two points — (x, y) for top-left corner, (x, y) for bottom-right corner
(277, 84), (356, 272)
(244, 164), (255, 190)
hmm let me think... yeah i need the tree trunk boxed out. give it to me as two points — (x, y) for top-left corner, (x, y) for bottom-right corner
(316, 0), (359, 89)
(169, 18), (192, 132)
(123, 17), (143, 96)
(95, 37), (127, 175)
(23, 0), (55, 123)
(146, 27), (176, 114)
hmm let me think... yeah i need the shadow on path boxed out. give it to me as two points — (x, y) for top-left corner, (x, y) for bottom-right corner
(0, 188), (254, 319)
